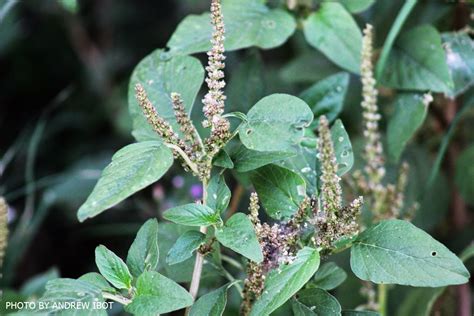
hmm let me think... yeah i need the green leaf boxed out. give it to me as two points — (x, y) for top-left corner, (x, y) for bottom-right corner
(20, 268), (60, 297)
(442, 32), (474, 97)
(291, 299), (317, 316)
(125, 271), (193, 315)
(215, 213), (263, 262)
(342, 311), (380, 316)
(126, 219), (159, 277)
(207, 175), (231, 214)
(330, 119), (354, 176)
(250, 247), (320, 316)
(77, 141), (173, 222)
(166, 0), (296, 55)
(164, 203), (221, 226)
(338, 0), (375, 13)
(460, 243), (474, 262)
(293, 288), (342, 316)
(231, 144), (296, 173)
(59, 0), (78, 13)
(300, 72), (350, 128)
(396, 287), (445, 316)
(250, 164), (306, 219)
(213, 150), (234, 169)
(455, 145), (474, 205)
(166, 230), (206, 265)
(128, 50), (204, 141)
(387, 93), (429, 162)
(95, 245), (133, 290)
(189, 282), (237, 316)
(239, 94), (313, 152)
(310, 262), (347, 290)
(350, 219), (470, 287)
(303, 3), (362, 74)
(38, 278), (106, 315)
(380, 25), (453, 93)
(78, 272), (116, 293)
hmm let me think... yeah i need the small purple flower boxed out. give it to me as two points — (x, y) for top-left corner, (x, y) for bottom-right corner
(172, 176), (185, 189)
(189, 184), (203, 200)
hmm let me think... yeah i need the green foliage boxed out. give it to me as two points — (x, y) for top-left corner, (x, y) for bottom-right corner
(330, 119), (354, 176)
(292, 288), (341, 316)
(239, 94), (313, 152)
(164, 203), (222, 226)
(231, 145), (295, 173)
(250, 247), (320, 316)
(95, 245), (133, 290)
(338, 0), (375, 13)
(78, 273), (116, 293)
(190, 282), (237, 316)
(250, 164), (306, 219)
(77, 142), (173, 221)
(166, 230), (206, 265)
(350, 220), (470, 287)
(380, 25), (453, 93)
(126, 219), (159, 277)
(309, 262), (347, 291)
(128, 50), (204, 141)
(387, 93), (429, 162)
(167, 0), (296, 55)
(207, 175), (231, 214)
(303, 3), (362, 74)
(215, 213), (263, 262)
(125, 271), (193, 315)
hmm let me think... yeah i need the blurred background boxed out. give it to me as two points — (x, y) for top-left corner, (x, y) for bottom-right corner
(0, 0), (472, 315)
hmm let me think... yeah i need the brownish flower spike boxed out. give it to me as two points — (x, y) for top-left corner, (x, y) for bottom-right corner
(0, 198), (8, 268)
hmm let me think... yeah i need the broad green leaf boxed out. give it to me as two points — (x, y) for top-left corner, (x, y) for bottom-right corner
(310, 262), (347, 290)
(442, 32), (474, 97)
(350, 219), (470, 287)
(396, 287), (445, 316)
(280, 51), (340, 84)
(95, 245), (132, 290)
(455, 145), (474, 205)
(78, 272), (116, 293)
(250, 247), (320, 316)
(342, 311), (380, 316)
(380, 25), (453, 93)
(294, 288), (342, 316)
(231, 144), (296, 173)
(77, 142), (173, 222)
(250, 164), (306, 219)
(300, 72), (350, 128)
(207, 175), (231, 214)
(330, 119), (354, 176)
(164, 203), (221, 226)
(128, 50), (204, 141)
(36, 278), (106, 316)
(167, 0), (296, 55)
(215, 213), (263, 262)
(338, 0), (375, 13)
(227, 51), (266, 112)
(213, 150), (234, 169)
(20, 268), (59, 297)
(303, 3), (362, 74)
(387, 93), (429, 162)
(189, 282), (237, 316)
(126, 219), (159, 277)
(276, 145), (318, 195)
(291, 299), (317, 316)
(125, 271), (193, 315)
(166, 230), (206, 265)
(239, 94), (313, 152)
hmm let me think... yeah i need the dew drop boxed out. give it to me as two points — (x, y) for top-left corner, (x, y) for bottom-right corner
(338, 136), (344, 142)
(301, 167), (311, 173)
(336, 86), (342, 92)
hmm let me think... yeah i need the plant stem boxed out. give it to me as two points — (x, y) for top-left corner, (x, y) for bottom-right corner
(102, 292), (132, 305)
(378, 283), (387, 316)
(220, 266), (243, 297)
(221, 254), (244, 271)
(375, 0), (416, 80)
(186, 179), (209, 314)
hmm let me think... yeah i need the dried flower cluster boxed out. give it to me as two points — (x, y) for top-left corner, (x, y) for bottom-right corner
(0, 198), (8, 268)
(313, 116), (363, 249)
(351, 24), (427, 220)
(134, 0), (233, 181)
(202, 0), (231, 156)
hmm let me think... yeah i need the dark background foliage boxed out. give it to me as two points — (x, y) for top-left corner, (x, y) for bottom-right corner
(0, 0), (472, 314)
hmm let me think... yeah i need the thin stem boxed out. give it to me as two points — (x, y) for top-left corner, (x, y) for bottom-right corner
(221, 267), (243, 297)
(165, 143), (200, 175)
(102, 292), (132, 305)
(375, 0), (416, 80)
(378, 283), (387, 316)
(186, 178), (209, 315)
(221, 254), (244, 271)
